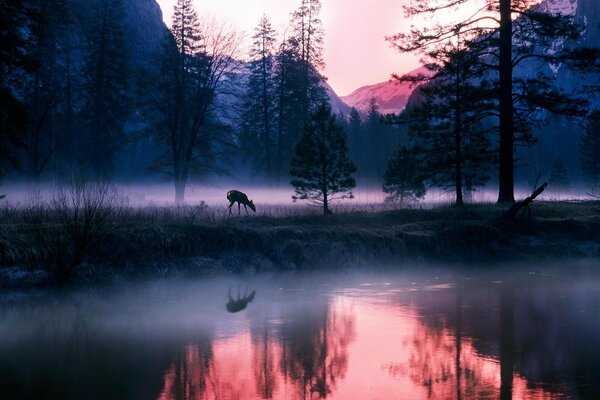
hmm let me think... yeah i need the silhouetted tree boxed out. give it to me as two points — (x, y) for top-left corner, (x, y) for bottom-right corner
(388, 0), (590, 203)
(239, 15), (277, 180)
(382, 144), (426, 204)
(290, 103), (356, 214)
(81, 0), (129, 179)
(271, 0), (328, 184)
(399, 47), (496, 205)
(549, 157), (570, 190)
(580, 111), (600, 184)
(0, 0), (39, 181)
(148, 0), (241, 203)
(290, 0), (327, 119)
(24, 0), (71, 180)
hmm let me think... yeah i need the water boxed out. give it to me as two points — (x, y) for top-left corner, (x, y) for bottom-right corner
(1, 266), (599, 400)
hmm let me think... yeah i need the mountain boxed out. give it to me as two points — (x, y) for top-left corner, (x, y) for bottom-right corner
(340, 66), (428, 115)
(66, 0), (168, 66)
(323, 80), (352, 116)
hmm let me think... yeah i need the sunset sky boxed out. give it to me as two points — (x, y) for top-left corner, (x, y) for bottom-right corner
(154, 0), (426, 96)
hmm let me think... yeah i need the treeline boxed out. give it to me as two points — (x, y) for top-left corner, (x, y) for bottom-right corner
(383, 0), (600, 205)
(2, 0), (600, 208)
(0, 0), (149, 182)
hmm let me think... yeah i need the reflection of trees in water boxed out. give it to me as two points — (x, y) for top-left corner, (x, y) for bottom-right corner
(401, 290), (499, 399)
(252, 327), (278, 398)
(157, 297), (356, 400)
(160, 341), (214, 400)
(278, 300), (356, 399)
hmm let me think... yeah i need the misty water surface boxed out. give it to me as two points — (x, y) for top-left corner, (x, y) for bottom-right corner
(0, 265), (599, 400)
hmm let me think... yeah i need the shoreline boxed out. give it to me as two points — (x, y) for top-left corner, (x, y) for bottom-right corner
(2, 201), (600, 287)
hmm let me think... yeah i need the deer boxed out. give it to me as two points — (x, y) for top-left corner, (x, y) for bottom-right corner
(226, 286), (256, 313)
(227, 190), (256, 215)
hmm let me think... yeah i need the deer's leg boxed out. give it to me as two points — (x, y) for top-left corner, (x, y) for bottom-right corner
(238, 202), (241, 215)
(228, 201), (234, 215)
(244, 204), (248, 214)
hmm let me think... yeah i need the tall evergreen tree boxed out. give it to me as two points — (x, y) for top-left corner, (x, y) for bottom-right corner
(290, 0), (327, 118)
(388, 0), (590, 203)
(549, 157), (570, 190)
(383, 144), (426, 204)
(579, 110), (600, 184)
(24, 0), (71, 180)
(81, 0), (129, 179)
(399, 47), (496, 205)
(0, 0), (39, 181)
(239, 15), (277, 180)
(290, 103), (356, 214)
(272, 35), (305, 183)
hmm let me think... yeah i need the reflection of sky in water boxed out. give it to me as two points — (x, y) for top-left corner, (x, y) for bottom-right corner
(0, 268), (598, 400)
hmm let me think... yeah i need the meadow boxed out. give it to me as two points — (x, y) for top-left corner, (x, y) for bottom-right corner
(1, 183), (600, 287)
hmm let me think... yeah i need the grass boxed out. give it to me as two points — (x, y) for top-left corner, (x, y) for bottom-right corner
(2, 193), (600, 286)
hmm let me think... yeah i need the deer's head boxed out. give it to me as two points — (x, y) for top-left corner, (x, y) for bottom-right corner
(248, 199), (256, 212)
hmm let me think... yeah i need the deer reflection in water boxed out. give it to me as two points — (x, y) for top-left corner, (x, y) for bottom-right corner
(226, 287), (256, 313)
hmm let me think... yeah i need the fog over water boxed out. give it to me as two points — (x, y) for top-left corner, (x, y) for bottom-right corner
(1, 265), (599, 399)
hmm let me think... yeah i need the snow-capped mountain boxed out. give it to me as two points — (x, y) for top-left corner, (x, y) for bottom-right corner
(340, 66), (428, 115)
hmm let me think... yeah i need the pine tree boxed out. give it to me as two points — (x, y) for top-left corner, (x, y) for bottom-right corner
(388, 0), (591, 203)
(383, 144), (426, 204)
(549, 157), (570, 190)
(272, 34), (305, 183)
(399, 48), (496, 205)
(24, 0), (71, 180)
(290, 103), (356, 214)
(81, 0), (129, 179)
(346, 107), (364, 183)
(289, 0), (327, 118)
(239, 15), (277, 180)
(579, 111), (600, 184)
(0, 0), (39, 181)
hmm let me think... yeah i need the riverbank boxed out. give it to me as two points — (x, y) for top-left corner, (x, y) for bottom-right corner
(1, 201), (600, 286)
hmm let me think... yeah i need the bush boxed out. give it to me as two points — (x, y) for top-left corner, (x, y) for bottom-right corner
(23, 180), (126, 280)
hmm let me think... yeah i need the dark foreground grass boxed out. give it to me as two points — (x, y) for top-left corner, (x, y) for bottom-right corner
(2, 200), (600, 286)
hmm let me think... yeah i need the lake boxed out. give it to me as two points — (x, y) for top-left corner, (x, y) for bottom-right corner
(1, 264), (599, 400)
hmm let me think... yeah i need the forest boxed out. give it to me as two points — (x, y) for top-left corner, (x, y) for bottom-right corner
(1, 0), (600, 283)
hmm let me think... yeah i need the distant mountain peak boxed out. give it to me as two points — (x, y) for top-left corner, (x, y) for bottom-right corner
(340, 66), (428, 115)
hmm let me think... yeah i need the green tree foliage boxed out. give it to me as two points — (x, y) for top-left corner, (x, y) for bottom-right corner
(549, 157), (570, 190)
(290, 104), (356, 214)
(579, 111), (600, 184)
(388, 0), (590, 203)
(0, 0), (39, 181)
(81, 0), (129, 179)
(239, 15), (277, 179)
(148, 0), (240, 203)
(382, 144), (426, 204)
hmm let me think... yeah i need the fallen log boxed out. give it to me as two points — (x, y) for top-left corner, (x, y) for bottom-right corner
(504, 182), (547, 220)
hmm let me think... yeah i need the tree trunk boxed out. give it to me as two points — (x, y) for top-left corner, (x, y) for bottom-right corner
(455, 70), (463, 206)
(499, 287), (515, 400)
(504, 182), (547, 219)
(497, 0), (515, 204)
(175, 180), (186, 205)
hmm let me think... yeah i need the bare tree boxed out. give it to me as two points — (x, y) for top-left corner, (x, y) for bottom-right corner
(147, 1), (242, 204)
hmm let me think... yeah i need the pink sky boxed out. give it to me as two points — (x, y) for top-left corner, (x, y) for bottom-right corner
(154, 0), (422, 96)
